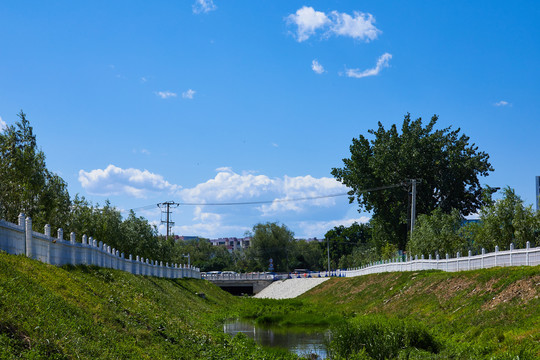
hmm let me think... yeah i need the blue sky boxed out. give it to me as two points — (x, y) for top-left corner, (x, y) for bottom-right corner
(1, 1), (539, 239)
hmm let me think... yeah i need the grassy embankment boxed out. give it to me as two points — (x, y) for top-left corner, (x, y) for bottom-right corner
(239, 267), (540, 359)
(0, 252), (297, 359)
(2, 250), (539, 359)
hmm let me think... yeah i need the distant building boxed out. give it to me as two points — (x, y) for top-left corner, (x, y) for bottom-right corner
(209, 237), (251, 252)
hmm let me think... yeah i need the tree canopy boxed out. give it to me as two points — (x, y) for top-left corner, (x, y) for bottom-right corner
(248, 222), (295, 272)
(331, 114), (493, 249)
(0, 111), (71, 230)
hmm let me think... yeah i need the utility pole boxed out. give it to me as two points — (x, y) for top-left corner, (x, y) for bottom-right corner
(410, 179), (417, 235)
(158, 201), (179, 239)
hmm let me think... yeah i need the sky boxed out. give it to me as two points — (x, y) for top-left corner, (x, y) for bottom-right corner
(1, 1), (539, 239)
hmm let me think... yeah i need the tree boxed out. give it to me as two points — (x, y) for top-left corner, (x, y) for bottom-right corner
(249, 222), (295, 272)
(471, 187), (540, 251)
(408, 208), (468, 257)
(331, 114), (493, 249)
(324, 222), (372, 269)
(0, 111), (71, 231)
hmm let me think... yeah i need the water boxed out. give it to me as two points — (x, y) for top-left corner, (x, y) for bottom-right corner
(223, 319), (328, 359)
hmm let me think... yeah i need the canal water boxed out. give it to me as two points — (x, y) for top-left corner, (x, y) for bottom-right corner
(223, 319), (328, 359)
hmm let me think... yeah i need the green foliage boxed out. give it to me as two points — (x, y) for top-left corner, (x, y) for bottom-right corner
(0, 111), (71, 231)
(248, 222), (295, 272)
(331, 113), (493, 250)
(471, 187), (540, 251)
(326, 317), (439, 360)
(324, 222), (372, 269)
(408, 208), (468, 257)
(174, 238), (234, 272)
(0, 253), (300, 359)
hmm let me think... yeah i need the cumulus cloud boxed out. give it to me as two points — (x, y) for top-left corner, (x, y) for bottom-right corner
(494, 100), (511, 107)
(192, 0), (217, 14)
(345, 52), (392, 78)
(287, 6), (330, 42)
(78, 165), (180, 198)
(156, 91), (177, 99)
(311, 59), (325, 74)
(182, 89), (196, 99)
(296, 216), (371, 238)
(0, 116), (6, 132)
(287, 6), (380, 42)
(179, 168), (348, 215)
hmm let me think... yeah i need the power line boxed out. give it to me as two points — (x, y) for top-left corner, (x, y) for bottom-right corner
(127, 183), (406, 212)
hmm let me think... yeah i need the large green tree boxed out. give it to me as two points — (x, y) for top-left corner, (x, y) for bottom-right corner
(0, 111), (71, 231)
(248, 222), (295, 272)
(331, 114), (493, 249)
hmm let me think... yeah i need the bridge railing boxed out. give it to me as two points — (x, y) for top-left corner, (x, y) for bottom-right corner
(0, 215), (200, 279)
(202, 272), (276, 281)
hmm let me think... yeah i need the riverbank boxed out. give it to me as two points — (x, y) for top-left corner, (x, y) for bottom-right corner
(299, 266), (540, 358)
(0, 252), (297, 359)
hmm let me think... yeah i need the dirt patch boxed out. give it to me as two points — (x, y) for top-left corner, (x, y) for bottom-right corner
(481, 275), (540, 310)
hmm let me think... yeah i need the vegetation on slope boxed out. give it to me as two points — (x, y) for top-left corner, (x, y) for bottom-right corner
(300, 266), (540, 359)
(0, 252), (297, 359)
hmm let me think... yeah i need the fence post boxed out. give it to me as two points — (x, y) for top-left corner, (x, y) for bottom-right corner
(526, 241), (530, 266)
(446, 253), (449, 272)
(468, 250), (472, 270)
(17, 213), (25, 254)
(456, 252), (460, 271)
(25, 217), (32, 258)
(481, 248), (485, 269)
(509, 243), (514, 266)
(495, 245), (499, 267)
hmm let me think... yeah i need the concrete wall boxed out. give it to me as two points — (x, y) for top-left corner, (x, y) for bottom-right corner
(0, 215), (200, 279)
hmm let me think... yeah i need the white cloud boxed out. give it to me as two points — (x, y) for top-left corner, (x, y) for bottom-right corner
(192, 0), (217, 14)
(78, 165), (180, 198)
(296, 216), (371, 238)
(182, 89), (196, 99)
(179, 168), (348, 215)
(345, 52), (392, 78)
(287, 6), (330, 42)
(287, 7), (380, 42)
(329, 11), (381, 42)
(494, 100), (511, 107)
(0, 116), (6, 132)
(156, 91), (177, 99)
(311, 59), (325, 74)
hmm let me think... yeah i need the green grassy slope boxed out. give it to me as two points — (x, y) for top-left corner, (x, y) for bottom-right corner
(0, 252), (296, 359)
(300, 267), (540, 358)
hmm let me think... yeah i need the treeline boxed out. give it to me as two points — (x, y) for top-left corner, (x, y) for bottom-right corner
(0, 112), (183, 264)
(3, 112), (540, 273)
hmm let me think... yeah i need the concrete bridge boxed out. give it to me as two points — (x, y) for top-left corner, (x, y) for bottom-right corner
(202, 272), (335, 296)
(202, 272), (277, 295)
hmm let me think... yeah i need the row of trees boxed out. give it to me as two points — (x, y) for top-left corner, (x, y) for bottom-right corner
(3, 111), (539, 273)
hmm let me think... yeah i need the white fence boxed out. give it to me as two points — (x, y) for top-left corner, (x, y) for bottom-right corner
(204, 243), (540, 282)
(0, 214), (200, 279)
(343, 242), (540, 277)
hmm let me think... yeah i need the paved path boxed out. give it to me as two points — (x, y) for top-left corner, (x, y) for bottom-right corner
(254, 277), (330, 299)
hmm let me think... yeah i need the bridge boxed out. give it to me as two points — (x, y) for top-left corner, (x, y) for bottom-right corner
(202, 272), (277, 295)
(202, 271), (336, 296)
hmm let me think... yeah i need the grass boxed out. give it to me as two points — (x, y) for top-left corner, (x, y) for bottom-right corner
(299, 266), (540, 359)
(2, 250), (539, 359)
(0, 252), (299, 359)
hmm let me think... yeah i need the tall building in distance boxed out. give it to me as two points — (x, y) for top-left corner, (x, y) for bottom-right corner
(537, 176), (540, 211)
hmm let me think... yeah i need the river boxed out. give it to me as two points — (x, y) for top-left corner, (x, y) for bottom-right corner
(223, 319), (328, 359)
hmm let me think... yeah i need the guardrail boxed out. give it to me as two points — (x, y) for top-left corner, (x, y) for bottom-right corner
(0, 214), (200, 279)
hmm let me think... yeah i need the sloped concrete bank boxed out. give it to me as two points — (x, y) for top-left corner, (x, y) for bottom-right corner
(254, 277), (330, 299)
